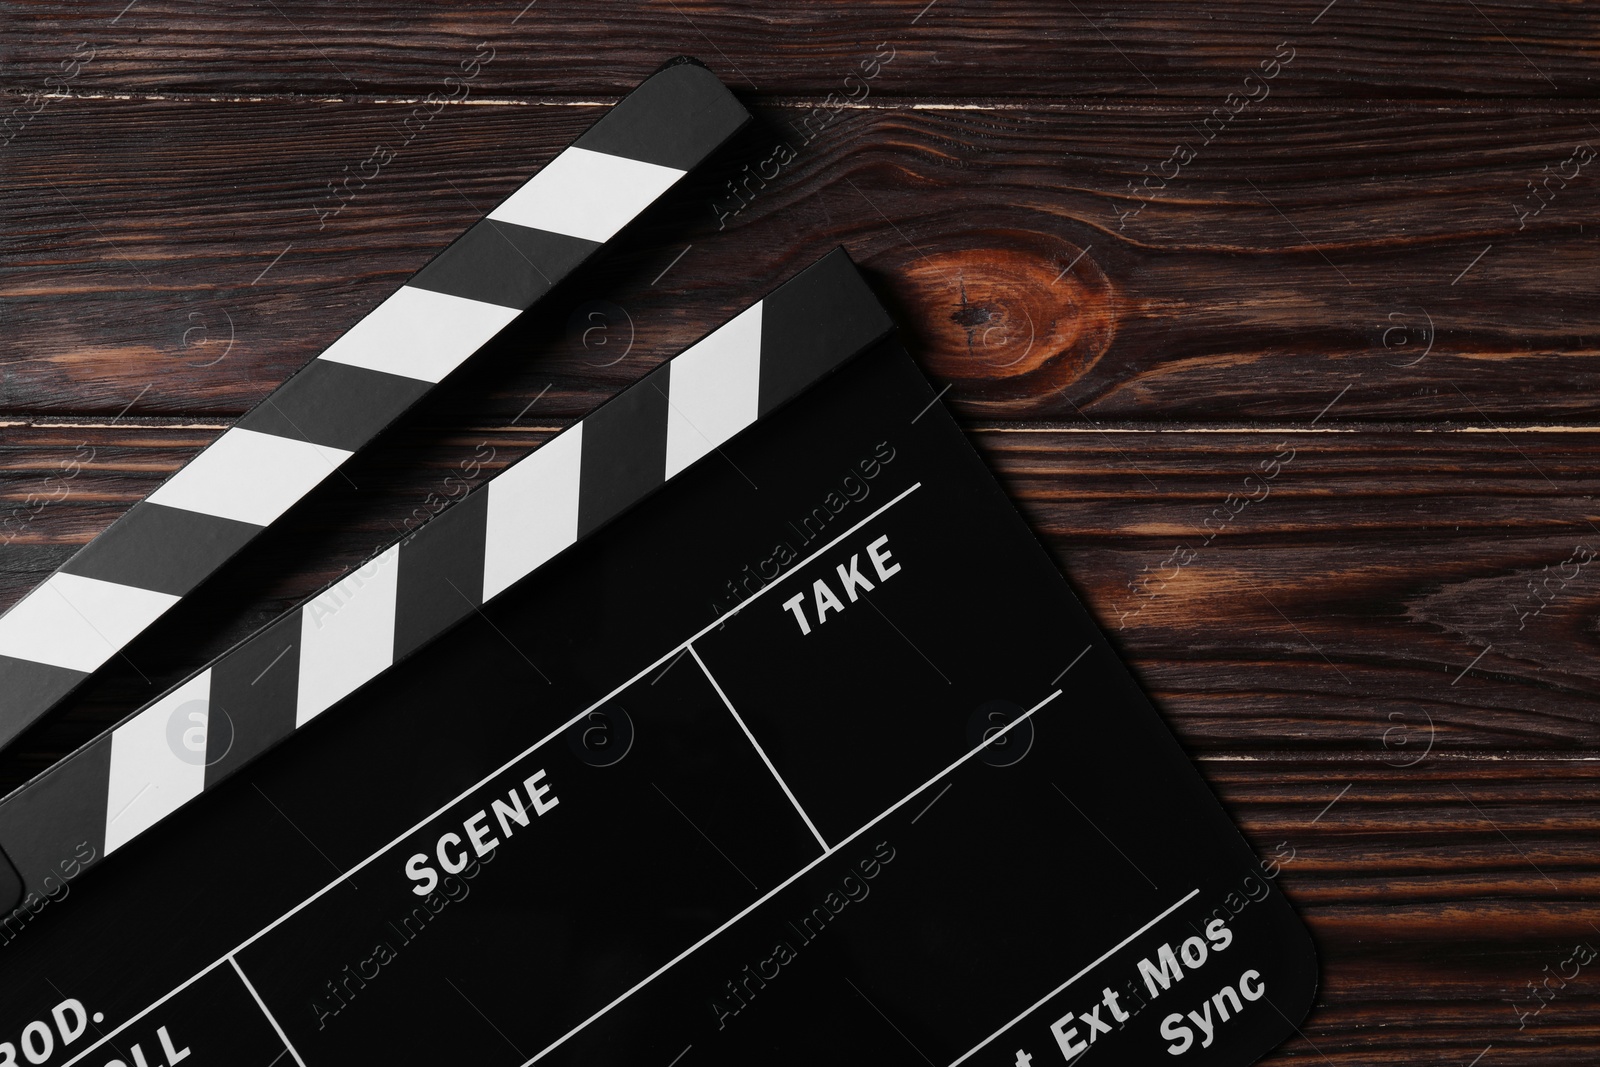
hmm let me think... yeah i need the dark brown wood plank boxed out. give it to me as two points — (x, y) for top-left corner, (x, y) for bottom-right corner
(5, 423), (1600, 761)
(5, 99), (1600, 425)
(2, 0), (1598, 100)
(1003, 426), (1600, 757)
(1219, 758), (1600, 1065)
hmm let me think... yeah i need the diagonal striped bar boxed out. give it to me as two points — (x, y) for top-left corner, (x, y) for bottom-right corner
(0, 58), (750, 750)
(0, 248), (894, 910)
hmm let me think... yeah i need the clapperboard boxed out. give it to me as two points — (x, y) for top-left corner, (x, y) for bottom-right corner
(0, 57), (751, 747)
(0, 60), (1316, 1067)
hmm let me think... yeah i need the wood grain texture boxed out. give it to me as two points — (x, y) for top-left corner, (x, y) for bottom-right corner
(1214, 757), (1600, 1064)
(2, 0), (1599, 99)
(5, 100), (1600, 425)
(6, 424), (1600, 762)
(3, 2), (1597, 1061)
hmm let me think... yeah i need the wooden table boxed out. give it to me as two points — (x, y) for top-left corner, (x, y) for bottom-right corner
(3, 2), (1597, 1061)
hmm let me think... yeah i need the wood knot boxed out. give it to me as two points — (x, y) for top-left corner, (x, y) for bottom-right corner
(881, 229), (1116, 412)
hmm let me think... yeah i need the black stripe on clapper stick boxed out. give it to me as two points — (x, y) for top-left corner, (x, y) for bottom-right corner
(578, 363), (672, 536)
(0, 58), (751, 752)
(393, 491), (490, 663)
(0, 248), (895, 910)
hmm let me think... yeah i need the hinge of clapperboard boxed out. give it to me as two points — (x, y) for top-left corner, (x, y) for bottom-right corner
(0, 56), (752, 753)
(0, 247), (897, 913)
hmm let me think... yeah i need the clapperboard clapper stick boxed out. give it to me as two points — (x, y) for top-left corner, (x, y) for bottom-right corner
(0, 56), (750, 750)
(0, 247), (893, 913)
(0, 254), (1316, 1066)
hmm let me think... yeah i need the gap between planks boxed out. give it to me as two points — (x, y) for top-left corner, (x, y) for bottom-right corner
(10, 89), (1600, 116)
(1196, 752), (1600, 762)
(12, 418), (1600, 435)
